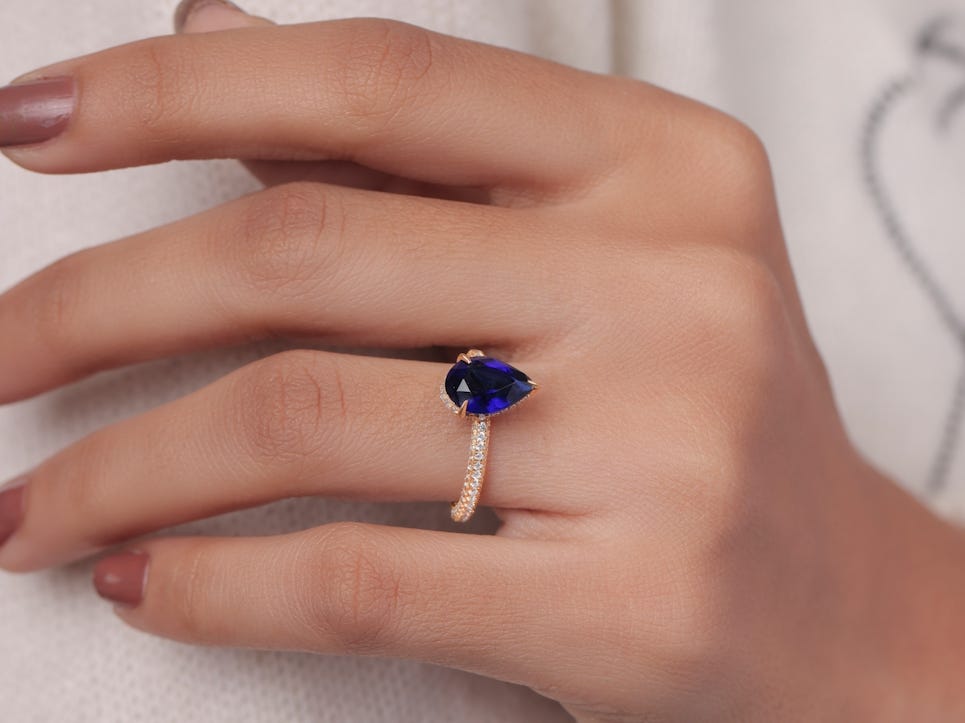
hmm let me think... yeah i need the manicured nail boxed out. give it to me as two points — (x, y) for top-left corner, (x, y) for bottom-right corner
(93, 550), (150, 608)
(174, 0), (245, 32)
(0, 476), (27, 547)
(0, 77), (75, 148)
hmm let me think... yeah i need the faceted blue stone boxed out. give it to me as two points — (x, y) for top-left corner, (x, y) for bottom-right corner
(445, 356), (534, 416)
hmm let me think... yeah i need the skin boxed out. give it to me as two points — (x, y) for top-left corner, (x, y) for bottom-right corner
(2, 3), (965, 721)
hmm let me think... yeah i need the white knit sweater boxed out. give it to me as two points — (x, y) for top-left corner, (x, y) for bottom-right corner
(1, 1), (963, 720)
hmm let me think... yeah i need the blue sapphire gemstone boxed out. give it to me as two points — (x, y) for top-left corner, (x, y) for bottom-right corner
(445, 356), (534, 415)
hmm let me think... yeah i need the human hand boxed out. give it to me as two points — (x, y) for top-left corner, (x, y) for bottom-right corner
(1, 2), (964, 721)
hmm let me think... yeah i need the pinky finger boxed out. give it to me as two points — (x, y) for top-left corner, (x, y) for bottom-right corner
(94, 523), (567, 681)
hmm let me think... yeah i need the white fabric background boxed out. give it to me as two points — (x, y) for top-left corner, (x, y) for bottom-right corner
(0, 1), (963, 721)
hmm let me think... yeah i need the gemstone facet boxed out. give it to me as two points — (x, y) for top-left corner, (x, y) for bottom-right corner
(444, 356), (534, 416)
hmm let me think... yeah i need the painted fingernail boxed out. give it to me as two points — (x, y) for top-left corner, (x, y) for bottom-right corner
(0, 77), (75, 148)
(0, 476), (28, 548)
(174, 0), (246, 32)
(93, 550), (150, 608)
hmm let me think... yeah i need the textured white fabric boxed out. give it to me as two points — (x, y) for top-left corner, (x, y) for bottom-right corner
(0, 1), (963, 721)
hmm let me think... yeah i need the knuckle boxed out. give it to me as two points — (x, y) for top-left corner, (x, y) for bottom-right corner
(665, 251), (796, 488)
(618, 94), (778, 248)
(29, 252), (87, 359)
(692, 114), (775, 241)
(51, 440), (111, 542)
(124, 37), (204, 137)
(648, 557), (726, 684)
(687, 248), (790, 374)
(293, 523), (403, 654)
(228, 183), (345, 298)
(575, 551), (720, 703)
(686, 421), (751, 504)
(332, 19), (439, 127)
(234, 350), (345, 468)
(648, 250), (793, 487)
(166, 541), (220, 643)
(696, 112), (771, 188)
(706, 113), (770, 172)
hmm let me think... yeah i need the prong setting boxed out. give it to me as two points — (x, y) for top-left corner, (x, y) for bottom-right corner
(440, 349), (538, 523)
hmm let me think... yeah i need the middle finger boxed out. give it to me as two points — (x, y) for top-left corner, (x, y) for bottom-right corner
(0, 181), (564, 404)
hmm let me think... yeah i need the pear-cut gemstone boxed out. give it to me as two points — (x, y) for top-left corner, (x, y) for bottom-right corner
(444, 357), (534, 415)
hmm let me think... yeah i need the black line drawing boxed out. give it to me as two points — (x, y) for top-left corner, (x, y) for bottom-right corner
(860, 16), (965, 494)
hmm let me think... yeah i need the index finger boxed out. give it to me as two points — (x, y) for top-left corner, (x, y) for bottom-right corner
(1, 18), (639, 193)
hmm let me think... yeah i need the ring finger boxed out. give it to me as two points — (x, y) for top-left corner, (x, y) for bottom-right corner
(0, 347), (577, 573)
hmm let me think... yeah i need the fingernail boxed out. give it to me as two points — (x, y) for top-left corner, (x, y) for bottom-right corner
(0, 77), (75, 148)
(174, 0), (246, 33)
(93, 550), (150, 608)
(0, 476), (28, 548)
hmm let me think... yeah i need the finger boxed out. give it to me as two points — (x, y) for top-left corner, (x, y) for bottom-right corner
(2, 15), (632, 193)
(175, 0), (405, 195)
(0, 182), (561, 404)
(175, 1), (487, 202)
(94, 524), (570, 684)
(0, 349), (562, 572)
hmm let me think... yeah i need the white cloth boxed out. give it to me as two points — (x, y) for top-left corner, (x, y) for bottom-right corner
(0, 1), (963, 721)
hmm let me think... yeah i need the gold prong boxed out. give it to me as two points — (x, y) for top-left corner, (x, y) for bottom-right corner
(467, 349), (485, 358)
(456, 353), (472, 364)
(458, 400), (469, 417)
(528, 380), (539, 390)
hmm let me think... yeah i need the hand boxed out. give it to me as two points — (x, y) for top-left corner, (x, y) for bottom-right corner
(1, 2), (963, 721)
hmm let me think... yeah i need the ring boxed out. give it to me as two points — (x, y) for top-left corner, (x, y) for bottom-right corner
(440, 349), (538, 522)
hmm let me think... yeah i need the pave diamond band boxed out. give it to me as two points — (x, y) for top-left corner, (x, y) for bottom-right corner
(452, 416), (490, 522)
(440, 349), (537, 523)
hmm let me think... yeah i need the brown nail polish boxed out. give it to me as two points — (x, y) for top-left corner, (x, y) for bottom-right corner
(0, 77), (75, 148)
(0, 476), (27, 547)
(93, 550), (150, 608)
(174, 0), (244, 32)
